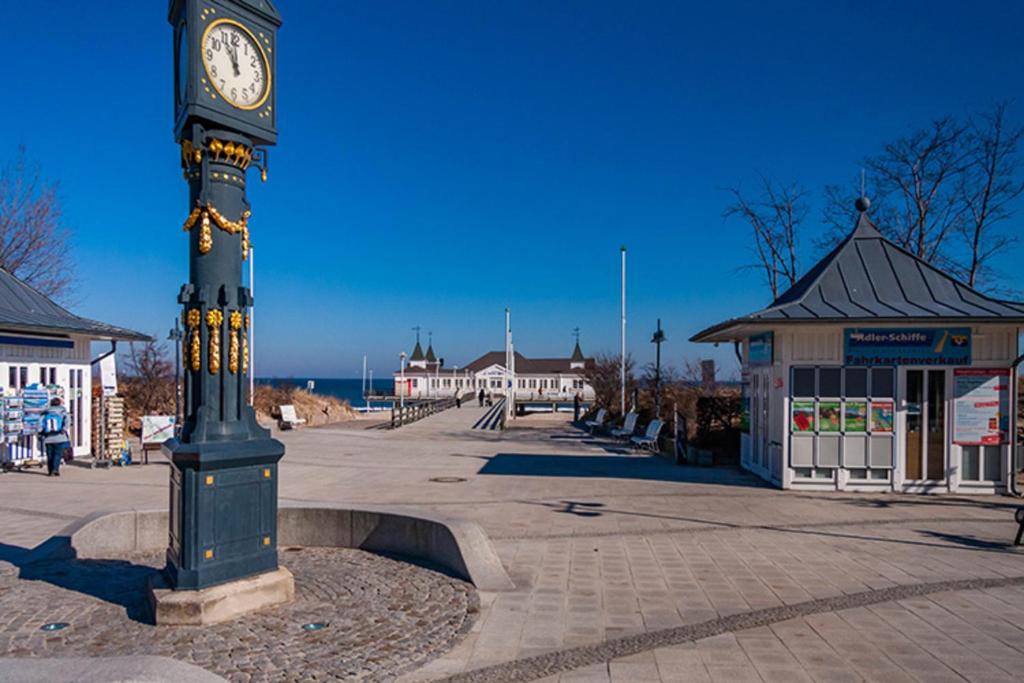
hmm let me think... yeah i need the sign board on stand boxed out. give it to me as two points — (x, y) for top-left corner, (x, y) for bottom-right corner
(141, 415), (176, 465)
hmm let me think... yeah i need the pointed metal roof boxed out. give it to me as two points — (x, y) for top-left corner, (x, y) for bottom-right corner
(410, 341), (425, 361)
(570, 341), (585, 362)
(691, 204), (1024, 342)
(0, 268), (150, 342)
(425, 344), (437, 363)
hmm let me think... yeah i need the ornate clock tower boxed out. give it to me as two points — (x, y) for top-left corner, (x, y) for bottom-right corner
(160, 0), (286, 599)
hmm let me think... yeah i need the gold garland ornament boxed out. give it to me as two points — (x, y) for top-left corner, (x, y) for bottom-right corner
(229, 311), (243, 374)
(187, 309), (202, 372)
(206, 309), (224, 374)
(182, 203), (252, 258)
(242, 312), (250, 373)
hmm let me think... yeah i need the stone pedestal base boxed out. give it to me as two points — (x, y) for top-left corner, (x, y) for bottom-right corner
(147, 567), (295, 625)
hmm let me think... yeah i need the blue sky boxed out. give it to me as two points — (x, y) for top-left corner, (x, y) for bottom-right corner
(1, 1), (1022, 378)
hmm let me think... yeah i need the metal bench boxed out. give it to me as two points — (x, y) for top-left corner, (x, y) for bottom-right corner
(278, 404), (307, 430)
(610, 411), (638, 439)
(631, 419), (663, 452)
(584, 408), (608, 433)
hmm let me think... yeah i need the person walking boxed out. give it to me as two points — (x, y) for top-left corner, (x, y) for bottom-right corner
(455, 390), (462, 409)
(573, 392), (582, 422)
(478, 388), (485, 407)
(41, 397), (70, 477)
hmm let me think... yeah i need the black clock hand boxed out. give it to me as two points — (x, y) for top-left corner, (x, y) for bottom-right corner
(228, 46), (240, 77)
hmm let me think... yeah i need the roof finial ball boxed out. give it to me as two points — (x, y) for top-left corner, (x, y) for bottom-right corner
(855, 196), (871, 213)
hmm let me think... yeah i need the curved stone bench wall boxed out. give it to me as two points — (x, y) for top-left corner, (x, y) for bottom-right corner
(28, 505), (514, 592)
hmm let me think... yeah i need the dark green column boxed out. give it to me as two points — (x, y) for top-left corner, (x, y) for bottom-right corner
(162, 124), (285, 591)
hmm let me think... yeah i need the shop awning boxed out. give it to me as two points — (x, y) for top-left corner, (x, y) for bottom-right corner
(691, 209), (1024, 343)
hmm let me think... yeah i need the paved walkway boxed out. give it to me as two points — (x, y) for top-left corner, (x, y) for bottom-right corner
(2, 404), (1023, 682)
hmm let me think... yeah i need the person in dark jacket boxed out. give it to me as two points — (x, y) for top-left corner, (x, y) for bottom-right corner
(573, 393), (582, 422)
(478, 388), (485, 407)
(41, 397), (70, 477)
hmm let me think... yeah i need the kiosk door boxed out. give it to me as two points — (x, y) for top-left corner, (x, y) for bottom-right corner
(904, 369), (948, 483)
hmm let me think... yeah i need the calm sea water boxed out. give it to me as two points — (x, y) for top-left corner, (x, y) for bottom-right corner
(256, 378), (391, 409)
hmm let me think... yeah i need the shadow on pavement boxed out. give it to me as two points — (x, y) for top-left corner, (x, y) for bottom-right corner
(0, 542), (158, 624)
(478, 452), (764, 486)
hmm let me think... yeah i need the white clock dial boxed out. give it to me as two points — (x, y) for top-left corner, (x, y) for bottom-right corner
(201, 20), (269, 110)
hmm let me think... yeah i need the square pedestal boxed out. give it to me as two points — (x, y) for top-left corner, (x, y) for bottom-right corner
(148, 567), (294, 625)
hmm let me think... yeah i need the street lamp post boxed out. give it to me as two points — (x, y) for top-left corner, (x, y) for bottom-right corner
(651, 319), (666, 418)
(168, 319), (183, 436)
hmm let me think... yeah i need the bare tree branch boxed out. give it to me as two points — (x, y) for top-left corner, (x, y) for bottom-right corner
(956, 101), (1024, 289)
(723, 177), (806, 298)
(0, 146), (75, 301)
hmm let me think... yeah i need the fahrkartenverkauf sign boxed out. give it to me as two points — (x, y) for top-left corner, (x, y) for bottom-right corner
(843, 328), (971, 366)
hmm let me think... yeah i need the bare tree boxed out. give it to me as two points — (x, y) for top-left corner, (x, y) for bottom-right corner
(957, 101), (1024, 289)
(820, 118), (970, 264)
(120, 341), (175, 429)
(724, 176), (806, 299)
(581, 352), (636, 415)
(868, 117), (970, 262)
(0, 147), (74, 300)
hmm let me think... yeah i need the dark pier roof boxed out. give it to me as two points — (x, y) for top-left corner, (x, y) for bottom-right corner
(691, 209), (1024, 343)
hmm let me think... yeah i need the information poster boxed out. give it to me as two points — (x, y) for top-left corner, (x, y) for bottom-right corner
(953, 368), (1009, 445)
(792, 401), (815, 433)
(141, 415), (176, 445)
(819, 401), (841, 432)
(870, 401), (894, 433)
(844, 401), (867, 433)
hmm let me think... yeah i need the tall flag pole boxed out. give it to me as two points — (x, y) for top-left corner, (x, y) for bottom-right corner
(505, 307), (512, 417)
(620, 246), (627, 414)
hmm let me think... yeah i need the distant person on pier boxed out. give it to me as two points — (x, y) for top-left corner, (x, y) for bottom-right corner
(478, 388), (485, 407)
(573, 393), (582, 422)
(455, 391), (461, 409)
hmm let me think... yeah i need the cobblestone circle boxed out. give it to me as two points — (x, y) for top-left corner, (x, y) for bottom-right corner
(0, 547), (477, 681)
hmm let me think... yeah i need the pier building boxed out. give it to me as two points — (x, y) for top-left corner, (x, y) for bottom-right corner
(394, 342), (595, 401)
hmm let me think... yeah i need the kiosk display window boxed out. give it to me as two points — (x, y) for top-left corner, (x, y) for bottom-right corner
(790, 366), (895, 479)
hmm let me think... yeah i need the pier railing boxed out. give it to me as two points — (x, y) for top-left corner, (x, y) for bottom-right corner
(389, 393), (474, 429)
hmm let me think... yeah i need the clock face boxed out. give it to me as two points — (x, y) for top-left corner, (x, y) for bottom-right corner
(201, 19), (269, 110)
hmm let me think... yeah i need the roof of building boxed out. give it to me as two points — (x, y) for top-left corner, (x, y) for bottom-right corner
(570, 341), (585, 363)
(425, 344), (437, 363)
(464, 350), (593, 374)
(691, 206), (1024, 343)
(410, 341), (425, 361)
(393, 349), (594, 376)
(0, 268), (151, 342)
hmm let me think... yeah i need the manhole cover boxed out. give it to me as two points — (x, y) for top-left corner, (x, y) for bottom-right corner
(429, 476), (467, 483)
(40, 622), (69, 632)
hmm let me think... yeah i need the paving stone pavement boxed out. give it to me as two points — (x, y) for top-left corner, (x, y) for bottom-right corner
(0, 547), (475, 682)
(2, 404), (1023, 681)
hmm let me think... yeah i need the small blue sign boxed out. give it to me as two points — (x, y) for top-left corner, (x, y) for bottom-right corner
(844, 327), (971, 366)
(748, 332), (773, 367)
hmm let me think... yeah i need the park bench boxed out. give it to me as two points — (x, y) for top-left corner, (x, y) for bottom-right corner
(610, 411), (638, 439)
(631, 419), (663, 452)
(278, 404), (307, 430)
(584, 408), (608, 433)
